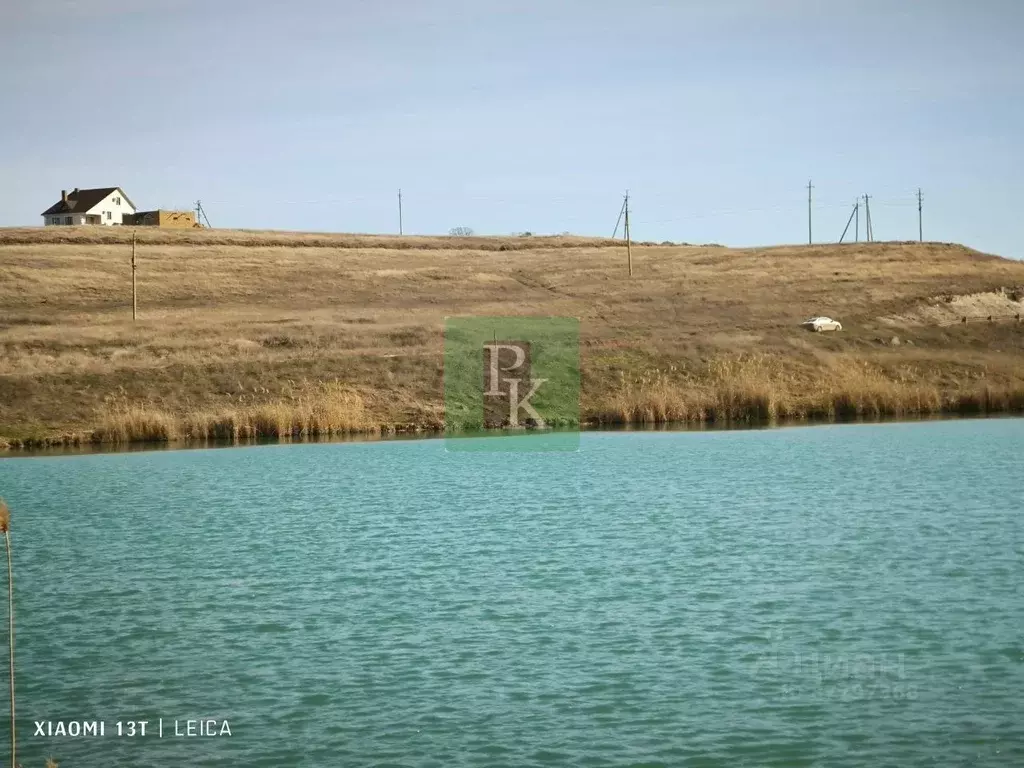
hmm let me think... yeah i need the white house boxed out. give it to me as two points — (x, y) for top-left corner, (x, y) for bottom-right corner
(40, 187), (137, 226)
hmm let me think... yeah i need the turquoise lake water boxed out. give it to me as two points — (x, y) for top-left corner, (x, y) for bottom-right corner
(1, 419), (1022, 767)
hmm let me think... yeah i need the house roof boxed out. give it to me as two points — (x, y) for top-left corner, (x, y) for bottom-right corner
(40, 187), (135, 216)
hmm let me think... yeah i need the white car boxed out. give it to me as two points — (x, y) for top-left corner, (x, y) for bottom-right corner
(802, 316), (843, 332)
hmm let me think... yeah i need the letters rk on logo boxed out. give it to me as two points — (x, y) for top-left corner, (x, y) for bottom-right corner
(482, 341), (547, 428)
(443, 316), (579, 452)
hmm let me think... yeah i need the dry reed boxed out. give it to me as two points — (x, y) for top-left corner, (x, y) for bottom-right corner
(585, 354), (1024, 427)
(7, 367), (1024, 449)
(94, 382), (371, 444)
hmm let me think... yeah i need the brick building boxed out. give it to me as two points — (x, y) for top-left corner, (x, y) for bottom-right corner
(127, 210), (200, 228)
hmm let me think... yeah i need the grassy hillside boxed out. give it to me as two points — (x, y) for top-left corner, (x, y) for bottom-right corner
(1, 226), (1023, 447)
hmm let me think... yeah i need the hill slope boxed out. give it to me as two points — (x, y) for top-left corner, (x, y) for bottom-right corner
(1, 227), (1023, 446)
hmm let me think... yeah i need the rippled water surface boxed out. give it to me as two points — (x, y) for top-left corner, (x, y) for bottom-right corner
(2, 419), (1023, 767)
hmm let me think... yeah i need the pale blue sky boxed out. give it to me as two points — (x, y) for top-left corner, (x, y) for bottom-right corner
(3, 0), (1022, 256)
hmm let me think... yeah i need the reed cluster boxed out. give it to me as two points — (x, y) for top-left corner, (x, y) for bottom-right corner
(588, 354), (1024, 426)
(8, 361), (1024, 449)
(94, 382), (371, 444)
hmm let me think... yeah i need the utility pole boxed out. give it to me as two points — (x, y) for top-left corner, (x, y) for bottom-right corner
(195, 200), (211, 228)
(917, 187), (923, 242)
(839, 200), (858, 243)
(131, 230), (137, 321)
(807, 179), (813, 245)
(863, 194), (873, 242)
(398, 188), (404, 235)
(855, 199), (860, 242)
(624, 190), (632, 277)
(612, 195), (626, 239)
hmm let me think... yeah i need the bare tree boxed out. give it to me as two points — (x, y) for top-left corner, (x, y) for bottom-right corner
(448, 226), (474, 237)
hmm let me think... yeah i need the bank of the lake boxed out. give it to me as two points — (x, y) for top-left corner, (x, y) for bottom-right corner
(2, 419), (1022, 766)
(2, 409), (1023, 457)
(3, 229), (1024, 449)
(2, 383), (1024, 452)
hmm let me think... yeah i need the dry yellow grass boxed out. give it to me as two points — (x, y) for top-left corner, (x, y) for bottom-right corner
(1, 226), (1023, 447)
(586, 353), (1022, 425)
(94, 382), (371, 443)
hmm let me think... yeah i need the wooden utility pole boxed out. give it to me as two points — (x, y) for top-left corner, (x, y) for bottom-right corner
(131, 231), (137, 321)
(624, 190), (632, 277)
(398, 188), (403, 235)
(917, 188), (923, 242)
(855, 199), (860, 242)
(807, 179), (813, 244)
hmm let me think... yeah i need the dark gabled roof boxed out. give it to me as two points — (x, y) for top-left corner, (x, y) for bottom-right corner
(40, 187), (135, 216)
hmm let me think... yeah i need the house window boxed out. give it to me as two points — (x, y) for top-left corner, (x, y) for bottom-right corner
(51, 217), (59, 225)
(114, 197), (121, 205)
(106, 211), (112, 220)
(65, 216), (73, 225)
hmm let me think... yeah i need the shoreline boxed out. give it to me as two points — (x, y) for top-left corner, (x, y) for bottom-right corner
(2, 410), (1020, 459)
(4, 372), (1023, 455)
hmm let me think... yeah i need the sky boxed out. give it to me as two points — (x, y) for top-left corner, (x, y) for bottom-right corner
(2, 0), (1023, 257)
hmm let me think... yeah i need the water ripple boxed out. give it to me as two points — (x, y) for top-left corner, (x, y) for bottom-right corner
(0, 420), (1022, 766)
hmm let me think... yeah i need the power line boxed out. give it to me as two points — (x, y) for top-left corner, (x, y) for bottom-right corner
(189, 186), (930, 242)
(627, 197), (918, 228)
(197, 192), (917, 216)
